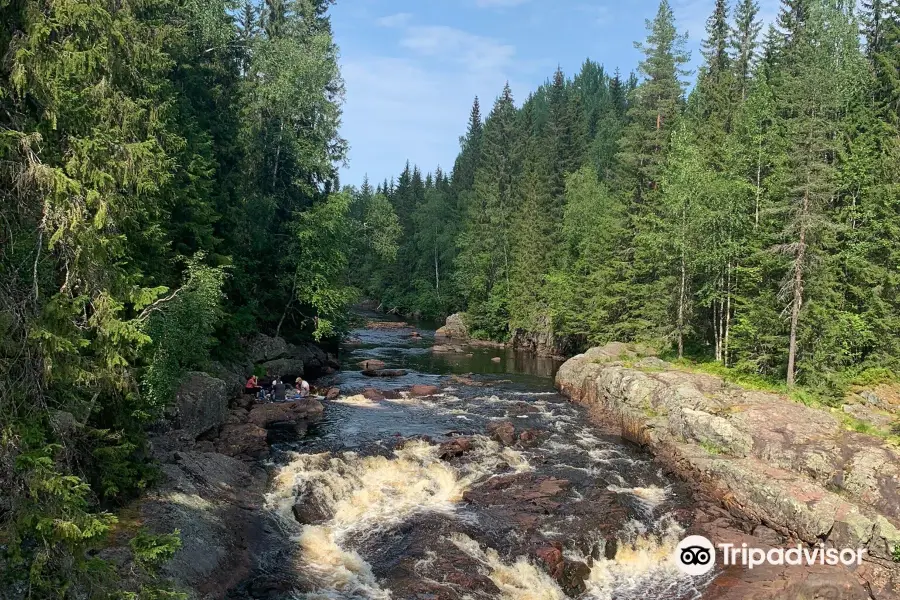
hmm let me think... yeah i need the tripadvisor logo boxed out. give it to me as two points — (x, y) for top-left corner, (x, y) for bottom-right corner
(673, 535), (867, 576)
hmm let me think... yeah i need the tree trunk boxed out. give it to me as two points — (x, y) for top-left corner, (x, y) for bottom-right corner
(755, 144), (763, 227)
(677, 252), (686, 359)
(434, 243), (440, 298)
(786, 191), (808, 387)
(724, 262), (732, 367)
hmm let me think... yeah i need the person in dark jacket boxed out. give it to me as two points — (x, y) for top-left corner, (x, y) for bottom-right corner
(272, 376), (286, 402)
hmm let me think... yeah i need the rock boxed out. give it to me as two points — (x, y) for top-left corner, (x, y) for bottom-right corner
(409, 384), (440, 397)
(259, 357), (306, 380)
(535, 545), (564, 575)
(556, 342), (900, 595)
(362, 388), (386, 401)
(247, 334), (291, 363)
(362, 369), (408, 378)
(487, 421), (516, 445)
(215, 423), (268, 458)
(436, 313), (469, 339)
(140, 451), (267, 598)
(226, 408), (249, 425)
(518, 429), (540, 444)
(325, 387), (341, 400)
(490, 357), (501, 363)
(173, 372), (228, 439)
(559, 560), (590, 597)
(291, 499), (330, 525)
(510, 314), (582, 358)
(344, 336), (363, 346)
(358, 359), (386, 370)
(205, 360), (246, 400)
(247, 399), (324, 429)
(438, 438), (472, 460)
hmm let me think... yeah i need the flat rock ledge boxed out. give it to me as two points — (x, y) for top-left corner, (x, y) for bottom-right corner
(556, 342), (900, 599)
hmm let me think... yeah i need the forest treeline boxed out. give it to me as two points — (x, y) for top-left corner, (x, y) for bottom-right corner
(350, 0), (900, 392)
(0, 0), (381, 595)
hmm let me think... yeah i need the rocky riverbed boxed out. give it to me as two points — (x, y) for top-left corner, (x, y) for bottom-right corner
(556, 342), (900, 599)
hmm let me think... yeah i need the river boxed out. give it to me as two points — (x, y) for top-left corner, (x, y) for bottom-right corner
(258, 313), (716, 599)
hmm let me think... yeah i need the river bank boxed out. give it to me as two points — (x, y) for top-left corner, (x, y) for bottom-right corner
(556, 342), (900, 599)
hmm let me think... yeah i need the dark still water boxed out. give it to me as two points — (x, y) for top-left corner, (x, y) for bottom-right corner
(258, 313), (714, 599)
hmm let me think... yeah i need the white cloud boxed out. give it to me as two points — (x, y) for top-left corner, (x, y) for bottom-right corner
(400, 25), (516, 73)
(475, 0), (530, 7)
(375, 12), (412, 28)
(337, 22), (528, 184)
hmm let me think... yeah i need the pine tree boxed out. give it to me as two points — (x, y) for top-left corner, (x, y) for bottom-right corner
(616, 0), (691, 207)
(730, 0), (762, 101)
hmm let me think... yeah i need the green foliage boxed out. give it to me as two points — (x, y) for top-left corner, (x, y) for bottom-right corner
(130, 529), (182, 569)
(142, 255), (227, 411)
(1, 0), (347, 594)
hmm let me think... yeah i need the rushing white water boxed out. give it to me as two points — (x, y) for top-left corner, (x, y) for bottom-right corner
(268, 438), (538, 598)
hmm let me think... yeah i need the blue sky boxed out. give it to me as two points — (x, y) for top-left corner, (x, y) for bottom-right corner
(331, 0), (780, 187)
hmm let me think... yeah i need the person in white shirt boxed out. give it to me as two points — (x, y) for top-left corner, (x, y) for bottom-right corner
(295, 377), (310, 398)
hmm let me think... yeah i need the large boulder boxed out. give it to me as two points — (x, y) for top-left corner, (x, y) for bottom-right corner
(215, 423), (269, 459)
(436, 313), (469, 339)
(173, 372), (228, 439)
(247, 399), (324, 429)
(247, 334), (290, 363)
(139, 451), (268, 599)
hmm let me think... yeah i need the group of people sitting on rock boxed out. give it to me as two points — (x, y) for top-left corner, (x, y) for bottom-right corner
(245, 374), (310, 403)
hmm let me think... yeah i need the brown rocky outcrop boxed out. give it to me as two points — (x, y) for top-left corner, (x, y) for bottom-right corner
(409, 384), (440, 397)
(556, 342), (900, 597)
(247, 398), (324, 428)
(486, 421), (516, 445)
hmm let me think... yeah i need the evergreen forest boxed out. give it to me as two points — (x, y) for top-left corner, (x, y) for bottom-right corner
(1, 0), (899, 595)
(350, 0), (900, 395)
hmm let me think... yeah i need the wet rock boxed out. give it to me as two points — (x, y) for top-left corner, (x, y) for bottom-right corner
(559, 560), (590, 596)
(435, 312), (468, 339)
(291, 498), (330, 525)
(358, 359), (386, 370)
(172, 372), (228, 439)
(325, 387), (341, 400)
(362, 388), (386, 401)
(409, 384), (440, 397)
(247, 399), (324, 429)
(487, 421), (516, 445)
(510, 315), (582, 358)
(410, 331), (422, 339)
(215, 423), (268, 458)
(438, 438), (472, 460)
(535, 545), (563, 575)
(344, 336), (363, 346)
(362, 369), (408, 378)
(518, 429), (540, 445)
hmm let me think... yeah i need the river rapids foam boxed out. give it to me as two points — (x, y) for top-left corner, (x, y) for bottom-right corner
(265, 437), (709, 599)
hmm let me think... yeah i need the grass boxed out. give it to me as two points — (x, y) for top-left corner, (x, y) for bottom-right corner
(698, 440), (724, 455)
(656, 354), (900, 446)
